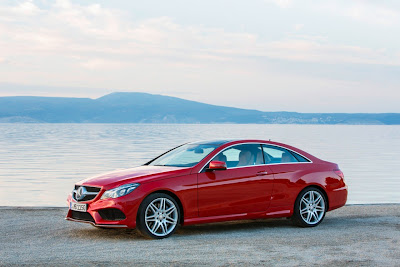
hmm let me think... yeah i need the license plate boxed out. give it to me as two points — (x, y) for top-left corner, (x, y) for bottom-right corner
(70, 202), (87, 212)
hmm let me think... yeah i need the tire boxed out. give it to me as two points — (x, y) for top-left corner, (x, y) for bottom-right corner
(292, 187), (327, 227)
(136, 193), (180, 239)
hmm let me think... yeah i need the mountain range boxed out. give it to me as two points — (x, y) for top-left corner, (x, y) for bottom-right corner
(0, 92), (399, 124)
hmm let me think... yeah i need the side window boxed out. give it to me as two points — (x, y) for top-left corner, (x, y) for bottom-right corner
(262, 145), (299, 164)
(292, 152), (310, 162)
(212, 144), (264, 168)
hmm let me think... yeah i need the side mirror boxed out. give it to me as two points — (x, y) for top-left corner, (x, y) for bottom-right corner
(208, 161), (227, 171)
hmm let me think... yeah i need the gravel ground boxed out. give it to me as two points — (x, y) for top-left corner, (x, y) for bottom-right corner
(0, 204), (399, 266)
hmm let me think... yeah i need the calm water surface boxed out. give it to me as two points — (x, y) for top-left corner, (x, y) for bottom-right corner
(0, 124), (399, 206)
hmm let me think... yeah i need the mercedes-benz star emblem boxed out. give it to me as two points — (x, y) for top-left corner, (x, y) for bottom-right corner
(76, 186), (87, 201)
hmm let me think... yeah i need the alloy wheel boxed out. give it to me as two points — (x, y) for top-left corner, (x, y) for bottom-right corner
(299, 190), (325, 225)
(144, 197), (178, 237)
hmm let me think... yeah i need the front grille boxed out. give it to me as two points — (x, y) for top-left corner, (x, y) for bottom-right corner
(74, 194), (98, 202)
(98, 208), (126, 221)
(70, 211), (95, 223)
(74, 185), (101, 192)
(72, 185), (101, 202)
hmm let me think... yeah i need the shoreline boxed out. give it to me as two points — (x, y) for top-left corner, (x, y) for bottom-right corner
(1, 204), (399, 266)
(1, 202), (400, 209)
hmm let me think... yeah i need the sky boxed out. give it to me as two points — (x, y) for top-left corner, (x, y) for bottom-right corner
(0, 0), (399, 113)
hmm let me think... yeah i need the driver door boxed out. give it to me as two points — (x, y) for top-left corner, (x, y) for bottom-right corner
(197, 144), (274, 217)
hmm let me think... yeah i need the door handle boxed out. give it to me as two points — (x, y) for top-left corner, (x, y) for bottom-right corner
(256, 171), (269, 176)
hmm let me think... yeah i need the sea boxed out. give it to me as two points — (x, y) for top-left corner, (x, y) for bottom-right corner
(0, 123), (399, 206)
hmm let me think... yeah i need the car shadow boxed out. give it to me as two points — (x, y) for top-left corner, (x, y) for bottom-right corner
(176, 218), (292, 236)
(66, 226), (144, 240)
(66, 218), (293, 240)
(67, 214), (382, 240)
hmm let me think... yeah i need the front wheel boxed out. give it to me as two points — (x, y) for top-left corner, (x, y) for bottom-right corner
(136, 193), (180, 239)
(292, 187), (327, 227)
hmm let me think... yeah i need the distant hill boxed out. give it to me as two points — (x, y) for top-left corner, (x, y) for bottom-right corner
(0, 92), (399, 124)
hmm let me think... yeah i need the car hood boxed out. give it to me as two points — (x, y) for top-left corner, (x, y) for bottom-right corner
(78, 165), (191, 189)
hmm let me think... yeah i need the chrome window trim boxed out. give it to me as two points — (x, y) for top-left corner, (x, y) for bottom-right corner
(220, 163), (268, 170)
(198, 142), (313, 173)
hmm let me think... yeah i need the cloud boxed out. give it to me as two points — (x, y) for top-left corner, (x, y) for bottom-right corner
(314, 1), (400, 27)
(0, 0), (399, 113)
(80, 58), (128, 70)
(264, 1), (400, 26)
(0, 0), (398, 70)
(294, 24), (304, 31)
(264, 0), (292, 8)
(261, 39), (400, 66)
(0, 0), (41, 19)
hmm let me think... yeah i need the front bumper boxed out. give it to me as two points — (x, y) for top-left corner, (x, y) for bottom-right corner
(65, 216), (129, 228)
(65, 191), (142, 229)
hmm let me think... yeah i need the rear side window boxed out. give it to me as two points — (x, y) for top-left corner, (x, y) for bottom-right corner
(291, 152), (310, 162)
(261, 145), (308, 164)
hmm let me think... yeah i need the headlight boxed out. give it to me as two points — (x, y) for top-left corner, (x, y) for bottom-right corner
(100, 183), (140, 200)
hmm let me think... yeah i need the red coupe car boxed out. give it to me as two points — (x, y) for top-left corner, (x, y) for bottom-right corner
(66, 139), (347, 238)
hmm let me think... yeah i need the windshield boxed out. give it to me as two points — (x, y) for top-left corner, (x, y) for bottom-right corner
(148, 144), (218, 167)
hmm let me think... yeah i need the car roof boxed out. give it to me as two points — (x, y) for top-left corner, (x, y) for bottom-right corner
(190, 139), (278, 145)
(189, 139), (280, 146)
(189, 139), (238, 145)
(188, 139), (319, 162)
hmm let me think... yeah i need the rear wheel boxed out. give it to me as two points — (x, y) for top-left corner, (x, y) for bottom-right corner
(292, 187), (327, 227)
(136, 193), (180, 239)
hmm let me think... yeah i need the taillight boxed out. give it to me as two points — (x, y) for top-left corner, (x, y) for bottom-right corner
(333, 169), (344, 180)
